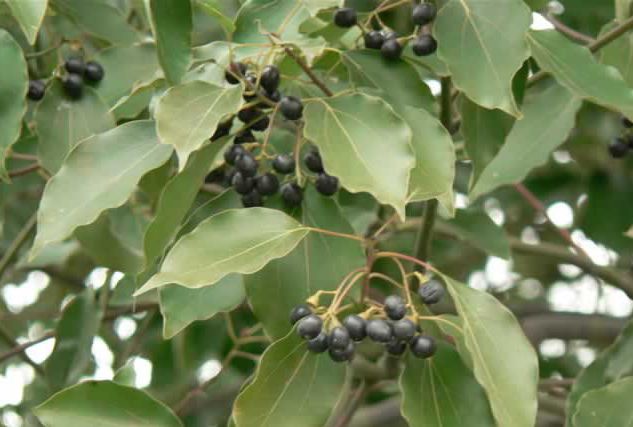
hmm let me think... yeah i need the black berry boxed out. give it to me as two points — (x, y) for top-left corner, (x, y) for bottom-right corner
(27, 80), (46, 101)
(232, 171), (255, 194)
(622, 116), (633, 128)
(84, 61), (104, 83)
(235, 152), (259, 177)
(281, 182), (303, 207)
(382, 30), (398, 41)
(381, 39), (403, 60)
(418, 279), (445, 305)
(290, 304), (313, 324)
(205, 168), (225, 184)
(235, 129), (257, 144)
(266, 89), (282, 103)
(334, 7), (357, 28)
(238, 106), (260, 124)
(273, 154), (295, 174)
(386, 339), (407, 356)
(250, 115), (270, 132)
(364, 31), (385, 50)
(243, 73), (259, 101)
(315, 174), (339, 196)
(366, 319), (393, 343)
(342, 315), (366, 341)
(329, 341), (354, 362)
(304, 150), (324, 173)
(392, 318), (416, 341)
(280, 96), (303, 120)
(62, 74), (83, 100)
(297, 314), (323, 340)
(412, 35), (438, 57)
(260, 65), (280, 93)
(64, 57), (84, 75)
(307, 333), (329, 353)
(384, 295), (407, 320)
(212, 119), (233, 141)
(410, 335), (436, 358)
(255, 173), (280, 196)
(224, 144), (246, 165)
(608, 138), (630, 159)
(226, 62), (247, 84)
(241, 189), (263, 208)
(224, 169), (237, 187)
(328, 326), (351, 351)
(412, 3), (437, 26)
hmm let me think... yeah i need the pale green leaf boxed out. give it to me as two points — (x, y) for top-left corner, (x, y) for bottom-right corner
(573, 377), (633, 427)
(5, 0), (48, 44)
(196, 0), (235, 35)
(440, 209), (511, 259)
(135, 208), (310, 294)
(433, 0), (532, 116)
(600, 22), (633, 86)
(149, 0), (192, 85)
(31, 121), (173, 258)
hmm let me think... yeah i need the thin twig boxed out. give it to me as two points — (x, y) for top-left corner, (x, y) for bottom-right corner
(0, 331), (54, 365)
(332, 382), (368, 427)
(546, 14), (595, 44)
(0, 324), (47, 377)
(0, 212), (37, 280)
(8, 163), (40, 178)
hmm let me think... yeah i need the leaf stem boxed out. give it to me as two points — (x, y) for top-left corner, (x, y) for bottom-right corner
(8, 163), (41, 178)
(307, 226), (366, 242)
(0, 212), (37, 280)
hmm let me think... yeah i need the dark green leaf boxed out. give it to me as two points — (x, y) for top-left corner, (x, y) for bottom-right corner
(149, 0), (192, 85)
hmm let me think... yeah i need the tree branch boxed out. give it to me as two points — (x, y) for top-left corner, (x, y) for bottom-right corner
(0, 324), (47, 377)
(8, 163), (41, 178)
(546, 14), (595, 44)
(521, 312), (625, 345)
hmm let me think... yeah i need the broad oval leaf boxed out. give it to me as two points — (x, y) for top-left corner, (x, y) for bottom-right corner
(470, 83), (581, 200)
(438, 274), (539, 427)
(149, 0), (192, 85)
(155, 80), (243, 168)
(135, 208), (310, 294)
(34, 381), (183, 427)
(433, 0), (532, 116)
(5, 0), (48, 44)
(232, 330), (347, 427)
(35, 81), (116, 174)
(31, 121), (173, 258)
(528, 30), (633, 119)
(400, 343), (495, 427)
(573, 377), (633, 427)
(303, 93), (414, 219)
(0, 29), (28, 180)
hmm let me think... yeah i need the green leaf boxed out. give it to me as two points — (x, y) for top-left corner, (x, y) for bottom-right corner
(438, 274), (539, 427)
(160, 274), (245, 339)
(232, 330), (347, 427)
(599, 22), (633, 86)
(155, 80), (243, 168)
(528, 30), (633, 119)
(627, 226), (633, 238)
(196, 0), (235, 35)
(0, 29), (28, 180)
(573, 377), (633, 427)
(5, 0), (48, 44)
(440, 209), (511, 259)
(35, 381), (183, 427)
(149, 0), (192, 85)
(470, 83), (581, 200)
(400, 343), (495, 427)
(433, 0), (531, 116)
(45, 290), (100, 390)
(31, 121), (173, 258)
(35, 81), (116, 174)
(245, 186), (365, 339)
(303, 93), (414, 219)
(135, 208), (310, 294)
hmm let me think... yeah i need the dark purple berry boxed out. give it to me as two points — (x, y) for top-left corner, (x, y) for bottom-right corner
(609, 138), (630, 158)
(250, 115), (270, 132)
(280, 96), (303, 120)
(290, 304), (312, 324)
(328, 326), (351, 351)
(343, 315), (366, 341)
(304, 150), (324, 173)
(315, 174), (338, 196)
(384, 295), (406, 321)
(27, 80), (45, 101)
(62, 74), (83, 99)
(260, 65), (280, 94)
(241, 189), (263, 207)
(297, 314), (323, 340)
(418, 280), (445, 305)
(232, 171), (255, 194)
(212, 119), (233, 141)
(273, 154), (295, 174)
(386, 339), (407, 356)
(226, 62), (247, 84)
(410, 335), (436, 358)
(255, 173), (280, 196)
(266, 89), (282, 103)
(412, 34), (438, 56)
(281, 182), (303, 207)
(234, 129), (257, 144)
(307, 333), (329, 353)
(412, 3), (437, 26)
(364, 31), (385, 50)
(381, 39), (403, 60)
(392, 318), (416, 341)
(329, 341), (354, 362)
(64, 57), (84, 74)
(366, 319), (393, 343)
(224, 144), (246, 165)
(334, 7), (357, 28)
(235, 152), (259, 177)
(622, 116), (633, 128)
(84, 61), (104, 83)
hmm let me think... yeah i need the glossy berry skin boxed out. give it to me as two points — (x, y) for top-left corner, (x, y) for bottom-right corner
(315, 174), (339, 196)
(382, 30), (398, 41)
(226, 62), (247, 84)
(235, 153), (259, 177)
(364, 30), (385, 50)
(334, 7), (357, 28)
(235, 129), (257, 144)
(366, 319), (393, 343)
(62, 74), (83, 100)
(392, 318), (416, 341)
(297, 314), (323, 340)
(64, 57), (85, 74)
(329, 341), (354, 362)
(238, 107), (261, 124)
(290, 304), (313, 324)
(242, 189), (263, 208)
(281, 182), (303, 207)
(251, 115), (270, 132)
(307, 333), (329, 353)
(273, 154), (295, 174)
(412, 3), (437, 26)
(418, 279), (445, 305)
(27, 80), (46, 101)
(328, 326), (352, 351)
(609, 138), (630, 158)
(232, 172), (255, 194)
(384, 295), (407, 320)
(260, 65), (280, 94)
(343, 315), (366, 341)
(304, 150), (324, 173)
(255, 173), (280, 196)
(280, 96), (303, 120)
(412, 34), (438, 57)
(410, 335), (436, 358)
(224, 144), (246, 166)
(266, 89), (282, 103)
(386, 339), (407, 356)
(84, 61), (104, 83)
(212, 119), (233, 141)
(381, 39), (403, 60)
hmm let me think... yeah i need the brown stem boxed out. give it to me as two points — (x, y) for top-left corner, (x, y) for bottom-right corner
(0, 331), (54, 365)
(8, 163), (40, 178)
(0, 324), (47, 377)
(546, 14), (595, 44)
(276, 40), (334, 97)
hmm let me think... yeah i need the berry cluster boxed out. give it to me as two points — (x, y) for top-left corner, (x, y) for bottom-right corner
(333, 2), (438, 61)
(27, 57), (105, 102)
(608, 117), (633, 159)
(290, 279), (446, 363)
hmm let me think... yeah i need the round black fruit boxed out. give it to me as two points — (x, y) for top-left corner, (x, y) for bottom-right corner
(212, 119), (233, 141)
(297, 314), (323, 340)
(412, 3), (437, 26)
(231, 171), (255, 194)
(386, 339), (407, 356)
(62, 74), (83, 100)
(381, 39), (403, 60)
(241, 189), (263, 208)
(382, 30), (398, 41)
(205, 168), (225, 185)
(235, 153), (259, 177)
(255, 173), (280, 196)
(290, 304), (313, 324)
(622, 116), (633, 128)
(260, 65), (280, 94)
(392, 318), (416, 341)
(364, 30), (385, 50)
(328, 326), (351, 351)
(280, 96), (303, 120)
(84, 61), (104, 83)
(27, 80), (46, 101)
(366, 319), (393, 343)
(307, 333), (329, 353)
(273, 154), (295, 174)
(226, 62), (247, 84)
(384, 295), (407, 320)
(343, 315), (366, 341)
(64, 57), (85, 74)
(315, 174), (339, 196)
(609, 138), (630, 159)
(334, 7), (357, 28)
(238, 106), (261, 124)
(224, 144), (246, 165)
(250, 115), (270, 132)
(235, 129), (257, 144)
(410, 335), (436, 358)
(266, 89), (282, 103)
(281, 182), (303, 207)
(412, 34), (438, 57)
(304, 150), (324, 173)
(243, 73), (259, 101)
(418, 279), (445, 305)
(329, 341), (354, 362)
